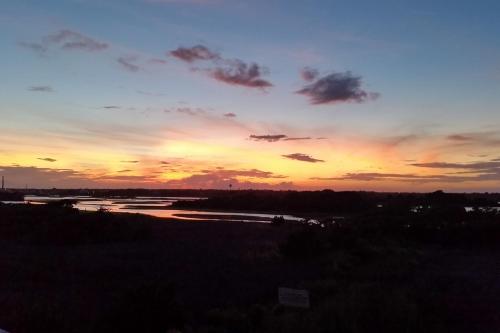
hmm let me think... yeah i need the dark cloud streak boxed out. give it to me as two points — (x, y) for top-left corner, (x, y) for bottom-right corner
(37, 157), (57, 162)
(410, 161), (500, 170)
(249, 134), (312, 142)
(250, 134), (287, 142)
(28, 85), (54, 92)
(282, 153), (324, 163)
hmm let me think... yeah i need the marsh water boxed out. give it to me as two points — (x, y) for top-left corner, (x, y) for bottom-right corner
(14, 195), (303, 223)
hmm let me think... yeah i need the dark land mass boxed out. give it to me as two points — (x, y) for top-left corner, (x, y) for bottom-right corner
(12, 188), (500, 208)
(171, 189), (500, 215)
(112, 200), (178, 205)
(171, 213), (275, 221)
(121, 204), (172, 210)
(0, 202), (313, 333)
(2, 192), (500, 332)
(0, 191), (24, 201)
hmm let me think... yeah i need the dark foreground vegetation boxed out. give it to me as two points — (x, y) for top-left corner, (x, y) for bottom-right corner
(0, 201), (152, 244)
(1, 194), (500, 332)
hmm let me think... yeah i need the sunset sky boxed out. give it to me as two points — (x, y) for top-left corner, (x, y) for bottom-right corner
(1, 0), (500, 191)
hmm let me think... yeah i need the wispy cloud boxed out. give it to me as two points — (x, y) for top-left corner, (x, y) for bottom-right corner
(120, 160), (139, 163)
(443, 131), (500, 147)
(300, 67), (319, 82)
(20, 29), (108, 59)
(223, 112), (237, 118)
(410, 160), (500, 173)
(312, 173), (445, 182)
(200, 168), (287, 179)
(137, 90), (167, 96)
(28, 85), (54, 92)
(45, 29), (108, 52)
(282, 153), (324, 163)
(313, 157), (500, 183)
(447, 134), (474, 141)
(149, 58), (167, 64)
(296, 71), (379, 105)
(284, 137), (312, 141)
(410, 160), (500, 171)
(166, 106), (208, 116)
(117, 56), (140, 72)
(18, 42), (47, 56)
(170, 44), (273, 89)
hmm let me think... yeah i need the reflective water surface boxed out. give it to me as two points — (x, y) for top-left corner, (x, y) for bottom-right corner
(16, 195), (303, 223)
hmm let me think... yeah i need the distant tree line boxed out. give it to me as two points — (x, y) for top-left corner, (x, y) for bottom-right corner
(172, 190), (500, 214)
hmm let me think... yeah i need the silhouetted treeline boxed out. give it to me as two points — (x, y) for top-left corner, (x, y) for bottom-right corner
(281, 204), (500, 260)
(172, 189), (500, 214)
(173, 190), (375, 213)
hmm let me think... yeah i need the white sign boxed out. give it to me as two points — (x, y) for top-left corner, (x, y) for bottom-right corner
(278, 287), (310, 308)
